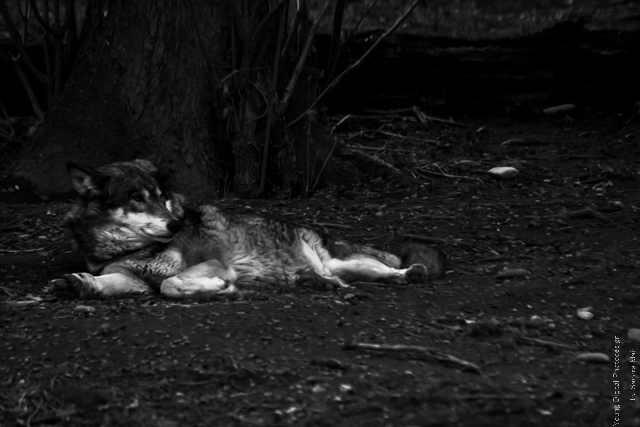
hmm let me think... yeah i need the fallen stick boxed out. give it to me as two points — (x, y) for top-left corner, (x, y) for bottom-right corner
(366, 129), (440, 145)
(343, 341), (482, 374)
(516, 336), (577, 350)
(500, 138), (551, 147)
(412, 106), (477, 128)
(347, 144), (417, 153)
(418, 165), (485, 184)
(415, 214), (457, 220)
(548, 207), (605, 220)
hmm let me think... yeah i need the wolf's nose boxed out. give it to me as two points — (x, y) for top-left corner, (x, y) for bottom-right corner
(167, 220), (183, 234)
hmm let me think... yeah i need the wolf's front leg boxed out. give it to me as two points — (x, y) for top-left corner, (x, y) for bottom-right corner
(160, 259), (238, 298)
(50, 270), (152, 299)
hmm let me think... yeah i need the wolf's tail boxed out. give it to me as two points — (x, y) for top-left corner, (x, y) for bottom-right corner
(401, 243), (447, 279)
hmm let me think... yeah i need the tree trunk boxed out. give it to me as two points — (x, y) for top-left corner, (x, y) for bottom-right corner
(11, 0), (232, 197)
(9, 0), (335, 198)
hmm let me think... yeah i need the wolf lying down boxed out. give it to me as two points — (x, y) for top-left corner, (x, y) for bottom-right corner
(50, 160), (445, 299)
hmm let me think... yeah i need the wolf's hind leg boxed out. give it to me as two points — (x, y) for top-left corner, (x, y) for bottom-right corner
(50, 272), (151, 298)
(326, 256), (428, 284)
(160, 259), (238, 298)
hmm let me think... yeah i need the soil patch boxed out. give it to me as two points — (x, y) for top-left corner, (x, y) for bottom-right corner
(1, 112), (639, 426)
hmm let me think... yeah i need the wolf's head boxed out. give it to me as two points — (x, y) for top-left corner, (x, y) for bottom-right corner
(67, 159), (185, 245)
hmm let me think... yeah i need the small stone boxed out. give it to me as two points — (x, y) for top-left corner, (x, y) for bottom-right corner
(576, 307), (593, 320)
(628, 329), (640, 343)
(311, 384), (326, 393)
(74, 305), (95, 313)
(488, 166), (519, 180)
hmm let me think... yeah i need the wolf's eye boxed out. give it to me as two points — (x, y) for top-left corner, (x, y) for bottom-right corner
(131, 193), (145, 203)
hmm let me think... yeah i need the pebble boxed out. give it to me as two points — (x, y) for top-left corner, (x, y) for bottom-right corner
(488, 166), (519, 180)
(628, 329), (640, 343)
(576, 307), (593, 320)
(74, 305), (95, 313)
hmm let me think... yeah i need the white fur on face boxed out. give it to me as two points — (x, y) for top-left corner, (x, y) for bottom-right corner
(111, 208), (175, 241)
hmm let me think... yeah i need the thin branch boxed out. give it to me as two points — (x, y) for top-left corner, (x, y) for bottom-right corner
(516, 336), (577, 350)
(20, 0), (31, 45)
(418, 164), (485, 184)
(344, 341), (482, 374)
(280, 3), (301, 60)
(547, 207), (606, 221)
(253, 0), (287, 40)
(347, 144), (416, 153)
(346, 0), (379, 41)
(0, 0), (47, 81)
(365, 129), (440, 146)
(258, 4), (286, 194)
(29, 0), (58, 36)
(13, 60), (44, 119)
(323, 0), (346, 89)
(309, 136), (338, 192)
(276, 0), (330, 119)
(286, 0), (421, 128)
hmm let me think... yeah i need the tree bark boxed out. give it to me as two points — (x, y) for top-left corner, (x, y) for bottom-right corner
(9, 0), (336, 198)
(11, 0), (231, 197)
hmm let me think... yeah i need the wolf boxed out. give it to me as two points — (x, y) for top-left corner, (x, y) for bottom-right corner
(50, 159), (445, 299)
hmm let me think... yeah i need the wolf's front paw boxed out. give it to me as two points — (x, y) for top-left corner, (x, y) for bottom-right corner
(405, 264), (428, 284)
(50, 273), (101, 299)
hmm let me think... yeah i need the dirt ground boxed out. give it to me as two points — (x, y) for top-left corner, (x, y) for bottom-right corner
(1, 111), (639, 426)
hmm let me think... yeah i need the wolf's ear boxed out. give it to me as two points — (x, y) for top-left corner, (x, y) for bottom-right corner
(67, 163), (101, 195)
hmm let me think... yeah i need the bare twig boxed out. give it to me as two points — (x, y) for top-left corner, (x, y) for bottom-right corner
(0, 245), (55, 253)
(286, 0), (422, 128)
(368, 129), (440, 145)
(548, 207), (605, 221)
(277, 0), (330, 118)
(0, 285), (17, 297)
(280, 1), (302, 60)
(0, 1), (47, 81)
(346, 0), (380, 41)
(25, 398), (44, 427)
(516, 336), (577, 350)
(416, 214), (457, 220)
(418, 165), (484, 183)
(500, 138), (551, 147)
(347, 144), (416, 154)
(258, 3), (286, 195)
(344, 341), (482, 374)
(330, 114), (352, 134)
(323, 0), (346, 87)
(13, 60), (44, 119)
(412, 106), (477, 128)
(309, 136), (339, 193)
